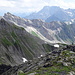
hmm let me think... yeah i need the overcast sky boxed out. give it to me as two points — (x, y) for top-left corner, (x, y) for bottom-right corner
(0, 0), (75, 16)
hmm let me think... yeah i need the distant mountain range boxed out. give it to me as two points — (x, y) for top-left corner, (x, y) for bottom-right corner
(25, 6), (75, 22)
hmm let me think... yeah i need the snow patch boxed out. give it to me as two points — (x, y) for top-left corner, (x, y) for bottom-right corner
(54, 44), (59, 48)
(65, 21), (72, 25)
(25, 26), (37, 33)
(40, 55), (43, 57)
(71, 19), (74, 22)
(38, 57), (40, 58)
(69, 22), (72, 24)
(22, 57), (28, 63)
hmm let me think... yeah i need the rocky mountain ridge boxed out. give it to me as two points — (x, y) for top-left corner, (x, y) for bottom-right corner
(3, 12), (75, 44)
(0, 18), (57, 66)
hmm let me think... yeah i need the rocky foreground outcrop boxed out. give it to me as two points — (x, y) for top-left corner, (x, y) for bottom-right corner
(1, 45), (75, 75)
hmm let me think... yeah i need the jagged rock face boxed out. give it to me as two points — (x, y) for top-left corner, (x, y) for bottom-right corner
(3, 13), (63, 43)
(0, 18), (56, 66)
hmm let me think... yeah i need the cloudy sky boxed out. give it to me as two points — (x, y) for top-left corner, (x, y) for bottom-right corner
(0, 0), (75, 16)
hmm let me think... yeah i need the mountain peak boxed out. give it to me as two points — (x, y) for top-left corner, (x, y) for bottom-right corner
(25, 6), (62, 20)
(7, 12), (11, 14)
(40, 6), (61, 12)
(43, 6), (60, 9)
(42, 6), (50, 9)
(4, 12), (13, 16)
(4, 12), (16, 18)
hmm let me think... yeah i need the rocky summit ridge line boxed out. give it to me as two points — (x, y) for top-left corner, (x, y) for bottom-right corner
(3, 12), (75, 44)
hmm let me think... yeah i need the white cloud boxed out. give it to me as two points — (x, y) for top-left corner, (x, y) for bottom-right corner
(0, 0), (15, 7)
(43, 0), (75, 9)
(0, 0), (75, 15)
(14, 0), (47, 11)
(0, 0), (46, 13)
